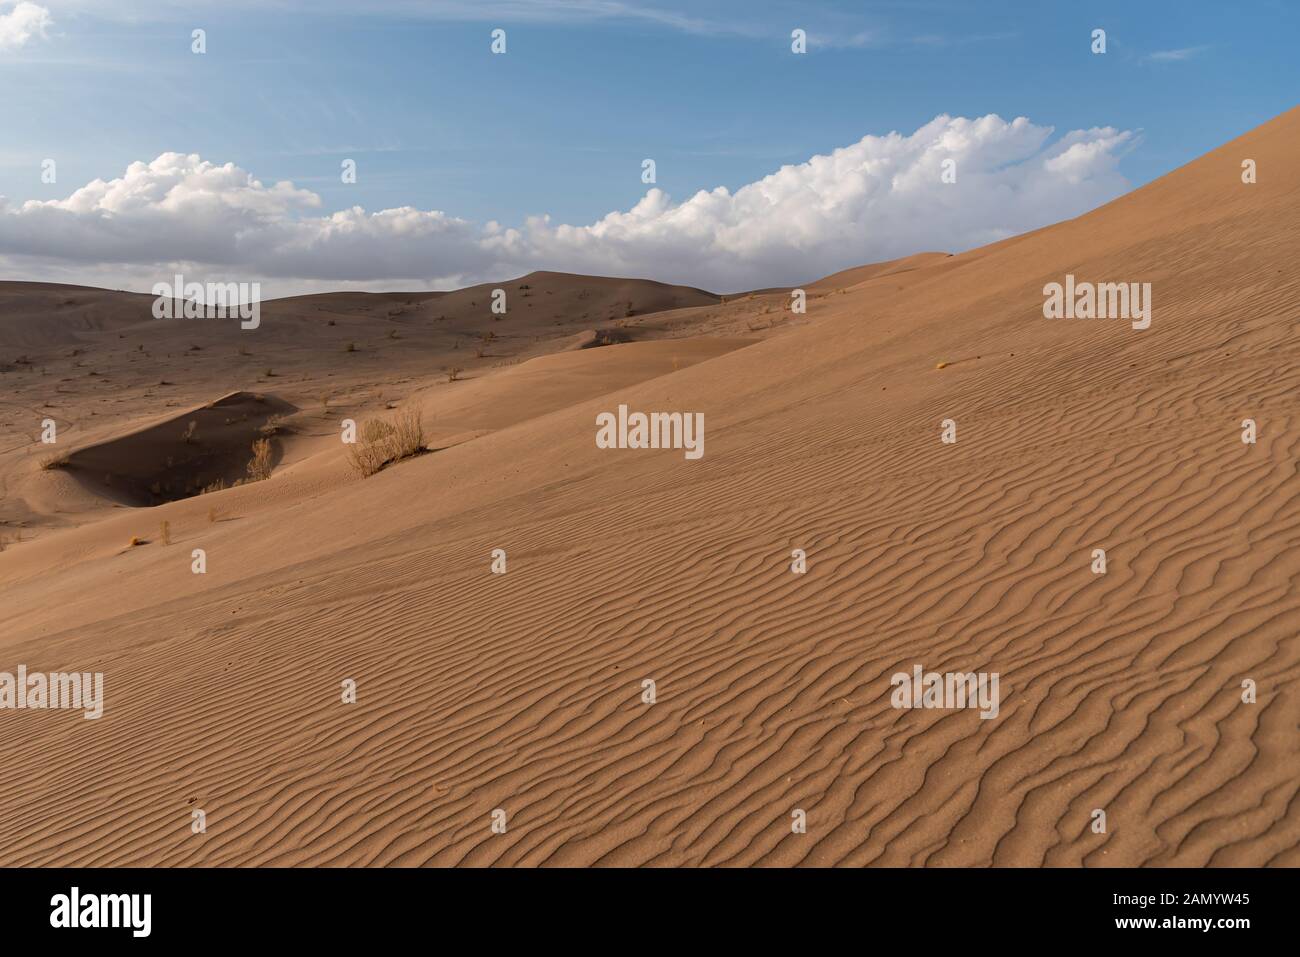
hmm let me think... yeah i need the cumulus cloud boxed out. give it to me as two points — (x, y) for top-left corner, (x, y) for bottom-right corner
(0, 1), (52, 49)
(0, 115), (1136, 296)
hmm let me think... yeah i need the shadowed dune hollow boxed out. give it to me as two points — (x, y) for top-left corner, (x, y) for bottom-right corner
(56, 392), (297, 506)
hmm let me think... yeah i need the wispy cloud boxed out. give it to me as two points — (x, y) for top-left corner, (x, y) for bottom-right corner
(910, 32), (1018, 48)
(50, 0), (768, 38)
(37, 0), (999, 51)
(373, 0), (764, 37)
(807, 27), (1015, 52)
(1145, 45), (1209, 62)
(805, 30), (879, 50)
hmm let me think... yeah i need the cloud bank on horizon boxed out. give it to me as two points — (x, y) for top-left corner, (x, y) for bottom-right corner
(0, 114), (1135, 296)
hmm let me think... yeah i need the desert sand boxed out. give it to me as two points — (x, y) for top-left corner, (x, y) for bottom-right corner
(0, 107), (1296, 866)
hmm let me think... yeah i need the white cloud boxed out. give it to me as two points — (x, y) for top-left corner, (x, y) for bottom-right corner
(0, 1), (52, 49)
(0, 115), (1136, 296)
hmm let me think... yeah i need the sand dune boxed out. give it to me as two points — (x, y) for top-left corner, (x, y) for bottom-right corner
(0, 108), (1297, 867)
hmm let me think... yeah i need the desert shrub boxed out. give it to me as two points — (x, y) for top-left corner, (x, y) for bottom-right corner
(246, 438), (274, 482)
(347, 409), (425, 478)
(390, 409), (423, 458)
(348, 419), (394, 477)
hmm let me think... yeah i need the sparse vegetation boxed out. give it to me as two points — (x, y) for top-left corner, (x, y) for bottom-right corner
(246, 438), (274, 482)
(447, 367), (463, 382)
(347, 409), (426, 478)
(160, 520), (171, 545)
(344, 341), (357, 353)
(39, 453), (68, 470)
(181, 420), (198, 444)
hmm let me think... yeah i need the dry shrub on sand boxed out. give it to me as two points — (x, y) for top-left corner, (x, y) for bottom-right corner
(347, 409), (425, 478)
(246, 438), (274, 482)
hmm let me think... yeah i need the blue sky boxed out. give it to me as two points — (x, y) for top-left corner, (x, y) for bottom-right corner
(0, 1), (1295, 294)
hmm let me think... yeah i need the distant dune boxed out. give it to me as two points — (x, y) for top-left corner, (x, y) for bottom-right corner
(0, 107), (1296, 866)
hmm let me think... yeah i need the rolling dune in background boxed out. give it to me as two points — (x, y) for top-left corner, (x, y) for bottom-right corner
(0, 107), (1296, 867)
